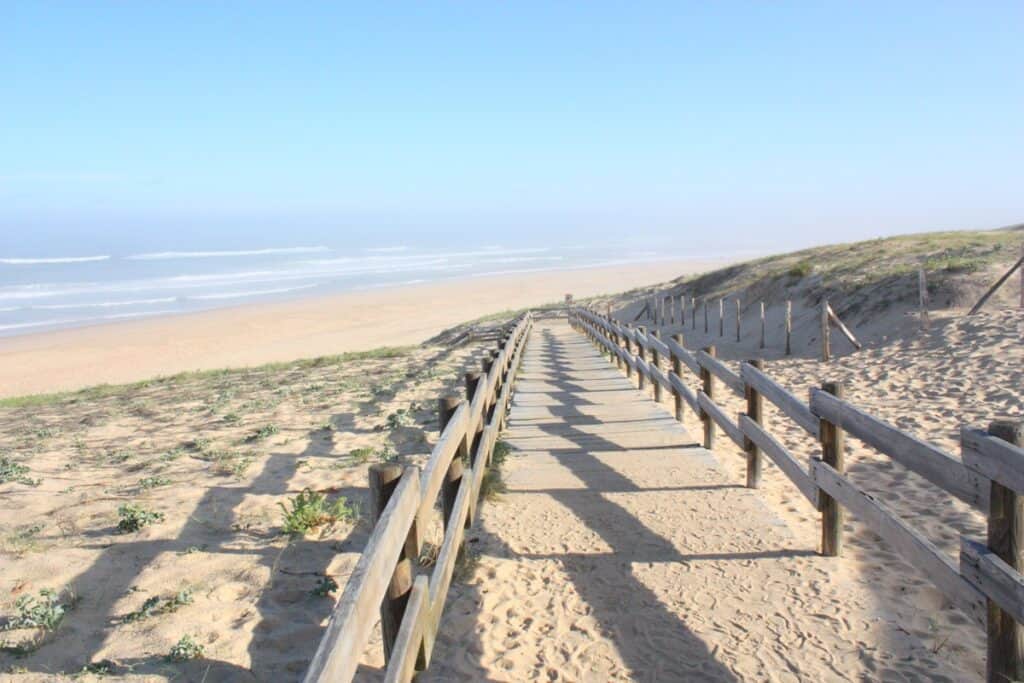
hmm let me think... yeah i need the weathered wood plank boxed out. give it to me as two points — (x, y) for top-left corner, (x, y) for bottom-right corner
(739, 414), (818, 506)
(383, 575), (430, 683)
(665, 336), (701, 377)
(668, 372), (699, 413)
(303, 468), (422, 683)
(810, 459), (985, 625)
(962, 538), (1024, 628)
(696, 350), (743, 395)
(810, 389), (985, 509)
(697, 391), (744, 449)
(740, 362), (819, 438)
(962, 426), (1024, 495)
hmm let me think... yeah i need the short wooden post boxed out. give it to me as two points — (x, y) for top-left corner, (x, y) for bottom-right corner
(744, 359), (763, 488)
(637, 325), (647, 391)
(481, 354), (496, 422)
(624, 324), (634, 378)
(691, 297), (696, 329)
(703, 299), (709, 334)
(918, 268), (931, 330)
(681, 295), (686, 326)
(613, 328), (623, 370)
(985, 420), (1024, 682)
(651, 330), (662, 402)
(669, 296), (675, 326)
(718, 298), (724, 337)
(671, 333), (684, 421)
(820, 299), (831, 362)
(759, 301), (766, 349)
(369, 463), (416, 660)
(818, 381), (845, 556)
(735, 299), (741, 342)
(785, 300), (792, 356)
(700, 345), (716, 449)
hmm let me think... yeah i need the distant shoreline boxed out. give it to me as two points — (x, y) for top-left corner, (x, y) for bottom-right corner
(0, 257), (730, 398)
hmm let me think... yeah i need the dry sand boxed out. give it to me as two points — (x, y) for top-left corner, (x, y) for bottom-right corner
(0, 260), (721, 399)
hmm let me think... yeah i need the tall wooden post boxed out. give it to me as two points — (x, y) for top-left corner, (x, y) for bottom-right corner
(986, 420), (1024, 682)
(669, 296), (675, 326)
(613, 328), (623, 370)
(691, 297), (696, 329)
(821, 299), (831, 362)
(671, 333), (685, 421)
(785, 300), (792, 356)
(918, 269), (931, 330)
(681, 295), (686, 327)
(744, 359), (764, 489)
(735, 299), (741, 342)
(700, 346), (716, 449)
(637, 326), (647, 391)
(704, 299), (709, 334)
(369, 463), (416, 659)
(819, 381), (845, 556)
(718, 298), (724, 337)
(759, 301), (766, 349)
(651, 330), (662, 402)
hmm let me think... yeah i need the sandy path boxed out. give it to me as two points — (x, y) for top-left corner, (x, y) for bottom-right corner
(423, 320), (975, 681)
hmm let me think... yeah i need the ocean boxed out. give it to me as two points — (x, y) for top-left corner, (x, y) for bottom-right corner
(0, 243), (705, 337)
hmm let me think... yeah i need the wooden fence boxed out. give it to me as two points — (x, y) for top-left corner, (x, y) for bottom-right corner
(637, 293), (860, 360)
(570, 306), (1024, 681)
(303, 313), (533, 683)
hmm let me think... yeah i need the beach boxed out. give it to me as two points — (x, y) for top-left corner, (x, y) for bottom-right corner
(0, 259), (722, 398)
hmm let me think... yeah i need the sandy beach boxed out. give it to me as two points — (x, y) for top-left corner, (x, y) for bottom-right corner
(0, 259), (723, 399)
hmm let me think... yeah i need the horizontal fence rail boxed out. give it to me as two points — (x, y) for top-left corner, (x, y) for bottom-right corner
(304, 313), (533, 683)
(570, 305), (1024, 680)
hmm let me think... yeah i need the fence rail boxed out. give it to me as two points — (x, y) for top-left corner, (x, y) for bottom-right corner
(570, 305), (1024, 681)
(304, 313), (532, 683)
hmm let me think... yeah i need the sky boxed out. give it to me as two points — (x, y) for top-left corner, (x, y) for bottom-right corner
(2, 2), (1023, 256)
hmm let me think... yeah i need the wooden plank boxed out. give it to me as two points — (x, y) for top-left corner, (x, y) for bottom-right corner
(696, 349), (744, 395)
(740, 362), (820, 438)
(669, 372), (699, 413)
(739, 414), (818, 506)
(383, 576), (430, 683)
(810, 459), (985, 625)
(303, 468), (422, 683)
(962, 426), (1024, 496)
(810, 389), (985, 509)
(962, 538), (1024, 627)
(697, 391), (744, 449)
(826, 303), (862, 350)
(665, 336), (700, 377)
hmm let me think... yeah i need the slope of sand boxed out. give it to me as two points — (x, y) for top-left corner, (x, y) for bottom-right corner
(0, 260), (722, 399)
(424, 320), (984, 681)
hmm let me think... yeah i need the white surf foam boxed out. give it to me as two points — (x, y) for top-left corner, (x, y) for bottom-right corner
(126, 246), (330, 260)
(190, 284), (318, 301)
(0, 255), (111, 265)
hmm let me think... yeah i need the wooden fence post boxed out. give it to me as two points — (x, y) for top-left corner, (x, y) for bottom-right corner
(691, 297), (696, 329)
(624, 324), (634, 378)
(744, 359), (764, 489)
(785, 300), (792, 356)
(612, 327), (623, 370)
(760, 301), (766, 349)
(369, 463), (416, 660)
(651, 330), (662, 402)
(918, 268), (931, 330)
(700, 346), (716, 449)
(704, 299), (709, 334)
(681, 295), (686, 327)
(439, 396), (467, 536)
(821, 299), (831, 362)
(671, 333), (685, 421)
(717, 298), (724, 337)
(669, 296), (675, 326)
(637, 326), (647, 391)
(985, 420), (1024, 682)
(819, 381), (845, 556)
(735, 299), (741, 342)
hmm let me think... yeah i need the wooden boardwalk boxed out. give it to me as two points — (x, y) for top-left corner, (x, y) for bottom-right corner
(422, 319), (970, 681)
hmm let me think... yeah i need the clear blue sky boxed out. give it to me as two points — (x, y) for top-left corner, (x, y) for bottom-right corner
(3, 2), (1022, 255)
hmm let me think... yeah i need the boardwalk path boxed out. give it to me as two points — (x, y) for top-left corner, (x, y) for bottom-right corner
(423, 319), (968, 682)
